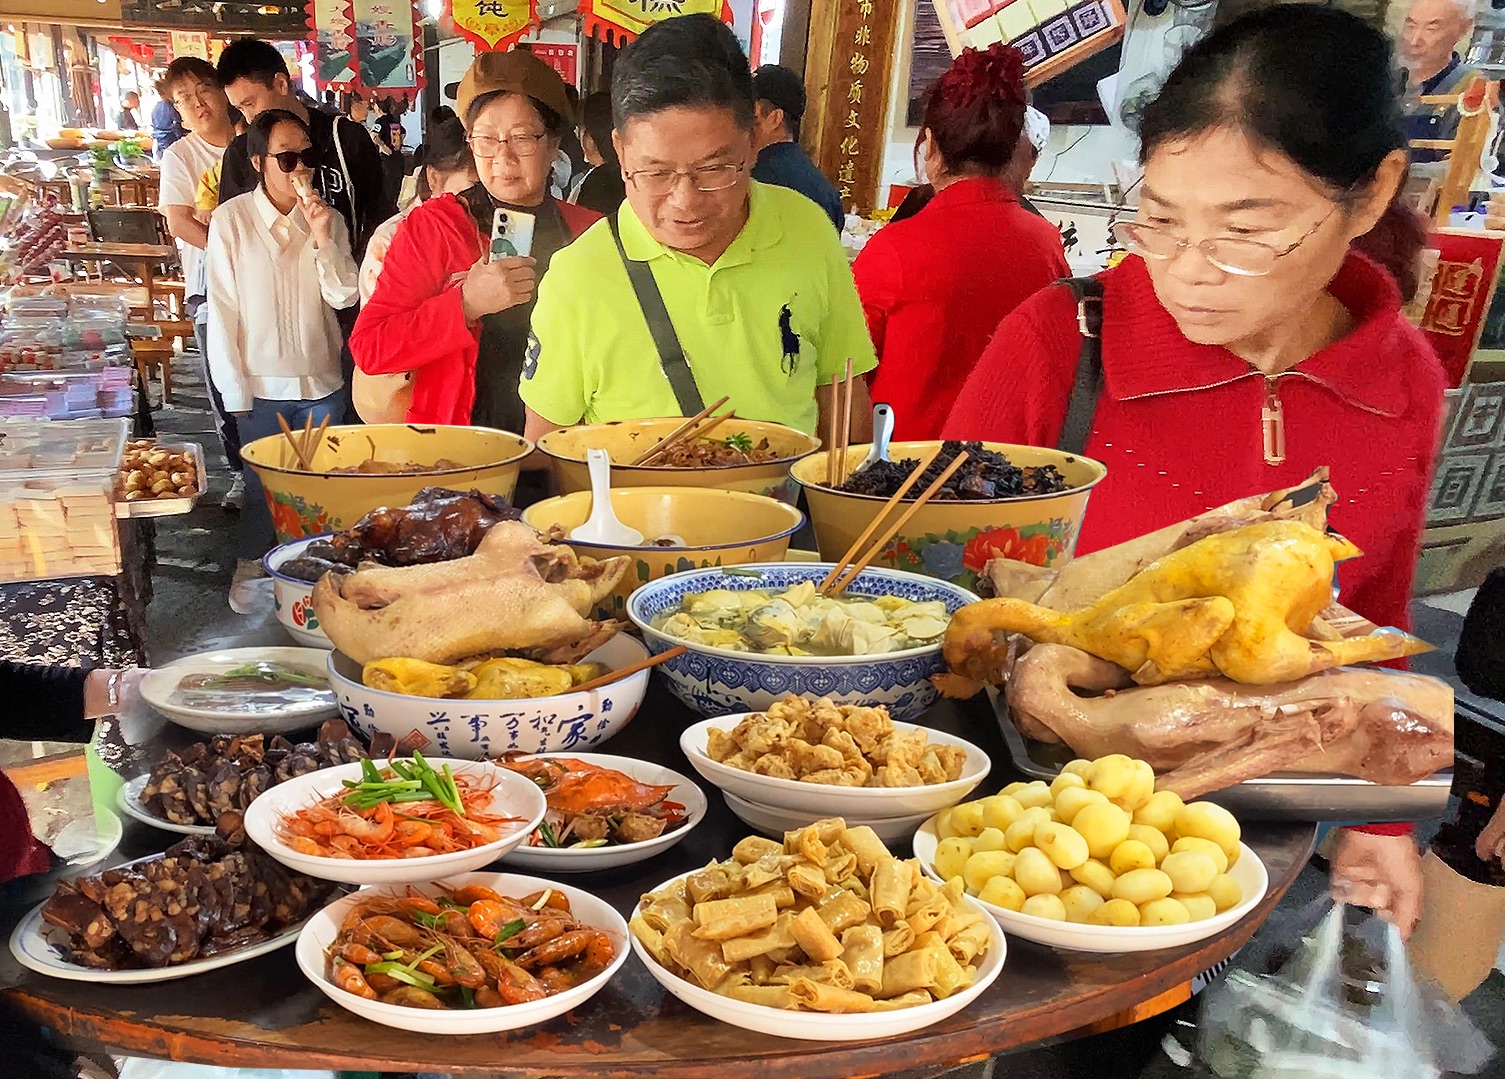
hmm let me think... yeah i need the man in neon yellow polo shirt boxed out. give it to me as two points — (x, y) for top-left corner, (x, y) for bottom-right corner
(520, 14), (874, 441)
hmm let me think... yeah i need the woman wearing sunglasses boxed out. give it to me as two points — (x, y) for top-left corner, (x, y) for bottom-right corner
(350, 50), (599, 431)
(946, 5), (1447, 936)
(206, 107), (359, 611)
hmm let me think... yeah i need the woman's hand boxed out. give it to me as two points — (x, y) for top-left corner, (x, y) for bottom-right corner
(461, 255), (536, 322)
(301, 189), (335, 247)
(1476, 800), (1505, 867)
(1329, 828), (1423, 939)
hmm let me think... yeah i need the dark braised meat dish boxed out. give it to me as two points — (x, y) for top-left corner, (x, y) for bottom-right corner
(40, 813), (339, 970)
(838, 440), (1071, 501)
(280, 487), (522, 582)
(138, 719), (366, 827)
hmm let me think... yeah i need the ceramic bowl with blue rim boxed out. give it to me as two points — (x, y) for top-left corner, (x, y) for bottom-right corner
(263, 534), (335, 649)
(626, 563), (979, 721)
(325, 635), (650, 760)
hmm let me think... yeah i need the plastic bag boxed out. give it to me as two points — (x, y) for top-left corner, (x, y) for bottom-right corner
(1196, 903), (1492, 1079)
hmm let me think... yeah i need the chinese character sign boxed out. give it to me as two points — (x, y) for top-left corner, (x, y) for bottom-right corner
(446, 0), (535, 52)
(169, 31), (209, 61)
(1421, 229), (1505, 387)
(532, 43), (578, 86)
(309, 0), (359, 90)
(814, 0), (900, 212)
(580, 0), (733, 46)
(353, 0), (419, 89)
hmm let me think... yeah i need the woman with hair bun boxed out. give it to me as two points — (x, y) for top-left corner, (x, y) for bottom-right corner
(946, 4), (1447, 936)
(853, 44), (1067, 441)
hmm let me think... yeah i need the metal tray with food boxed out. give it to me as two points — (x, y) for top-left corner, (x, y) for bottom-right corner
(987, 687), (1452, 822)
(116, 439), (204, 518)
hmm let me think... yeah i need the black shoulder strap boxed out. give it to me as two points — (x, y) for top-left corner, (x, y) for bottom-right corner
(1055, 276), (1104, 456)
(608, 213), (705, 415)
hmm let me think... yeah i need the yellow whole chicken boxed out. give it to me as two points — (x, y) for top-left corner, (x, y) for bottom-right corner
(944, 521), (1428, 687)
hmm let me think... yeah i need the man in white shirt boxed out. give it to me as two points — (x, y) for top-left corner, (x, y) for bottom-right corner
(157, 57), (245, 509)
(206, 109), (360, 611)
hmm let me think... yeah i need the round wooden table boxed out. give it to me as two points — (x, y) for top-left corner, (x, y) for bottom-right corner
(0, 681), (1315, 1077)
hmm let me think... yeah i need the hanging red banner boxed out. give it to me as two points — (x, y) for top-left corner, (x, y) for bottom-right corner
(445, 0), (536, 52)
(579, 0), (733, 47)
(307, 0), (359, 90)
(531, 42), (578, 85)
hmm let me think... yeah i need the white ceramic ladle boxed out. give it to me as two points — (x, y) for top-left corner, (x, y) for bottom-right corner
(570, 448), (645, 546)
(859, 402), (895, 469)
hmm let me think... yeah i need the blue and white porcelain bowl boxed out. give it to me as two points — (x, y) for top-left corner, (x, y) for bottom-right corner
(626, 563), (979, 721)
(263, 534), (334, 649)
(326, 634), (651, 759)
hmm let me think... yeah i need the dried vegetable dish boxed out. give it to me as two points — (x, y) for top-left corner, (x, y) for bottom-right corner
(138, 720), (366, 828)
(706, 697), (967, 787)
(325, 884), (616, 1009)
(839, 440), (1070, 501)
(275, 754), (524, 859)
(40, 813), (338, 970)
(361, 656), (609, 701)
(652, 580), (950, 656)
(501, 755), (689, 848)
(631, 817), (992, 1012)
(655, 433), (780, 468)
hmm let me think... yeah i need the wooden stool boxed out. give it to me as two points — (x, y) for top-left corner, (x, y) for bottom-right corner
(131, 338), (176, 406)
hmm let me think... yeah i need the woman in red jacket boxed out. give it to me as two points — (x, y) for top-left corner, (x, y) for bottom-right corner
(351, 50), (599, 430)
(946, 5), (1445, 935)
(855, 44), (1066, 442)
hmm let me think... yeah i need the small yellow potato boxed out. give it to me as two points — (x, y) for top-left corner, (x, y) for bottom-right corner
(1139, 898), (1191, 926)
(963, 850), (1018, 893)
(972, 826), (1008, 853)
(1073, 801), (1132, 859)
(981, 794), (1024, 832)
(1068, 858), (1118, 898)
(978, 876), (1026, 911)
(1109, 839), (1157, 875)
(949, 801), (987, 838)
(1127, 824), (1170, 864)
(1175, 802), (1241, 859)
(1034, 821), (1090, 870)
(1014, 782), (1055, 810)
(1000, 781), (1029, 797)
(1087, 754), (1136, 799)
(933, 807), (956, 839)
(1062, 758), (1095, 779)
(1161, 850), (1219, 895)
(1051, 771), (1087, 797)
(1088, 898), (1141, 926)
(1132, 790), (1186, 834)
(1021, 893), (1068, 921)
(1060, 868), (1076, 891)
(1114, 760), (1157, 812)
(1171, 837), (1229, 875)
(1207, 874), (1244, 912)
(1111, 868), (1174, 905)
(1054, 786), (1109, 825)
(1013, 847), (1064, 896)
(1021, 805), (1057, 826)
(1172, 892), (1218, 922)
(1004, 816), (1041, 853)
(933, 836), (974, 881)
(1061, 884), (1106, 923)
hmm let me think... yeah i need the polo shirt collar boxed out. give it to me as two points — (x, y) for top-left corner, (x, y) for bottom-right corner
(927, 176), (1019, 211)
(1102, 251), (1412, 417)
(617, 180), (784, 269)
(253, 186), (307, 235)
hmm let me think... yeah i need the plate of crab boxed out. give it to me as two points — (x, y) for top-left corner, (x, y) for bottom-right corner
(497, 753), (708, 872)
(296, 873), (630, 1033)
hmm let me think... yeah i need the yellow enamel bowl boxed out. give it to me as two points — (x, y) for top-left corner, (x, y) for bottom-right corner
(536, 417), (820, 500)
(790, 441), (1107, 594)
(520, 487), (805, 618)
(240, 424), (532, 542)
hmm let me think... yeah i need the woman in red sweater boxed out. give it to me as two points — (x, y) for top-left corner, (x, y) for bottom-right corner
(854, 43), (1067, 442)
(946, 5), (1445, 935)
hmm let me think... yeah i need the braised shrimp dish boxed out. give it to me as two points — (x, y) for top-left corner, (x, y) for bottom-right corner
(502, 756), (689, 848)
(326, 885), (616, 1009)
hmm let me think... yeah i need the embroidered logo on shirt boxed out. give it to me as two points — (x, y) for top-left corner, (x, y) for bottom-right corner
(779, 302), (801, 375)
(523, 331), (541, 380)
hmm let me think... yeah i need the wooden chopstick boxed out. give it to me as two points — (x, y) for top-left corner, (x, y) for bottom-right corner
(571, 645), (687, 693)
(305, 415), (332, 470)
(277, 412), (309, 470)
(817, 447), (942, 594)
(829, 451), (971, 595)
(299, 414), (314, 469)
(689, 409), (736, 443)
(630, 395), (731, 466)
(825, 374), (839, 487)
(837, 358), (853, 486)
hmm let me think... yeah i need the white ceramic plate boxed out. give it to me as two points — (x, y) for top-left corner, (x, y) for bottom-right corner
(51, 809), (124, 868)
(680, 715), (990, 817)
(912, 821), (1269, 953)
(115, 774), (218, 836)
(720, 791), (931, 845)
(295, 871), (630, 1033)
(140, 647), (337, 734)
(243, 758), (546, 886)
(631, 868), (1007, 1041)
(499, 753), (707, 873)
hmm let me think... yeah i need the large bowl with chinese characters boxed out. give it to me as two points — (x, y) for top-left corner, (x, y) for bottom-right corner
(324, 635), (650, 760)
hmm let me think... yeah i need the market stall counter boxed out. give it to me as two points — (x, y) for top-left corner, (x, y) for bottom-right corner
(0, 610), (1315, 1078)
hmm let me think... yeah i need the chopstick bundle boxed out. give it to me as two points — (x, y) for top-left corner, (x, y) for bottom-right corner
(275, 413), (332, 472)
(837, 358), (853, 486)
(825, 375), (840, 487)
(816, 447), (941, 593)
(820, 451), (971, 596)
(630, 395), (732, 466)
(277, 413), (310, 470)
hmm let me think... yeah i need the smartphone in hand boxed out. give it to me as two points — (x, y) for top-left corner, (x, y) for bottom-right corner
(491, 208), (536, 260)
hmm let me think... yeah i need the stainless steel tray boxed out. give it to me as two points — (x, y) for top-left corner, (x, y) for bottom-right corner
(986, 687), (1452, 822)
(116, 441), (205, 519)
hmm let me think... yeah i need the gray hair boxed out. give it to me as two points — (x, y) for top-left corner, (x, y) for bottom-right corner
(611, 13), (756, 132)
